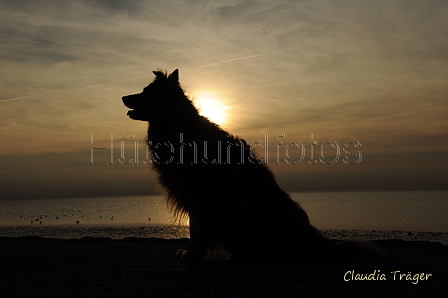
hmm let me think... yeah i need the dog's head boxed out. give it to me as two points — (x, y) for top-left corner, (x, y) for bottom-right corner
(122, 69), (181, 121)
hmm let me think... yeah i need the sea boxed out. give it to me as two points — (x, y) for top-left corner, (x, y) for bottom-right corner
(1, 190), (447, 245)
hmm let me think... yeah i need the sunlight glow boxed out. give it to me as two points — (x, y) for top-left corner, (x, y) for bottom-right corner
(194, 92), (231, 126)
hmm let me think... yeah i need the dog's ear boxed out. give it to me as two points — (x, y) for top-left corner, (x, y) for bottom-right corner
(168, 69), (179, 84)
(153, 70), (166, 79)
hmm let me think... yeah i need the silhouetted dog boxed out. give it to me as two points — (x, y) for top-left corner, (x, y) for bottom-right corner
(122, 69), (383, 261)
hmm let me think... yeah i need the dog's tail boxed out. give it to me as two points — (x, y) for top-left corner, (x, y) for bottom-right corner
(330, 239), (385, 260)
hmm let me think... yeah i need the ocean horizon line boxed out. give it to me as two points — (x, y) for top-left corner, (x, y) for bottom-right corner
(2, 188), (446, 201)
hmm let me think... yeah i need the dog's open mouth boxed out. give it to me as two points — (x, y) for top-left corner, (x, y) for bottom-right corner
(126, 109), (149, 121)
(123, 95), (150, 121)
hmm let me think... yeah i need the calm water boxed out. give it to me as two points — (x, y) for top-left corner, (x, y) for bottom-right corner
(1, 190), (447, 244)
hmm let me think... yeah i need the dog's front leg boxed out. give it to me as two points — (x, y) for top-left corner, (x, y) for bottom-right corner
(176, 214), (207, 261)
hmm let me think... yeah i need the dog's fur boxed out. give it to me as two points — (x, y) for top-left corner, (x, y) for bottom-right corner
(122, 69), (384, 261)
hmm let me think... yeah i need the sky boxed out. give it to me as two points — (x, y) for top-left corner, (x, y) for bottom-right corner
(0, 0), (447, 200)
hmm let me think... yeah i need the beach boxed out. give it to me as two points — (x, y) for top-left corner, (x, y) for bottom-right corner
(1, 236), (446, 297)
(1, 192), (447, 296)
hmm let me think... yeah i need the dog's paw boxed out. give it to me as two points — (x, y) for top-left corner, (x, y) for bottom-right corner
(175, 249), (188, 259)
(175, 249), (203, 261)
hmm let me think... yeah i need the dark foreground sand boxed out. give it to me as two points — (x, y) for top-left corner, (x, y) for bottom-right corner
(1, 237), (446, 298)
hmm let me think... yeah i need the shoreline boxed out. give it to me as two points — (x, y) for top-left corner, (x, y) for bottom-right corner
(1, 236), (447, 297)
(1, 225), (448, 245)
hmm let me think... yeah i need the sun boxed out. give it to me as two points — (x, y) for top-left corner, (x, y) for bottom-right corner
(194, 92), (231, 126)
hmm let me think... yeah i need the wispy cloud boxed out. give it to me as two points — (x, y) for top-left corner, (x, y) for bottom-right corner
(198, 47), (303, 68)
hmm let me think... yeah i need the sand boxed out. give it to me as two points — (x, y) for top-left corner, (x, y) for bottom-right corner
(1, 236), (447, 297)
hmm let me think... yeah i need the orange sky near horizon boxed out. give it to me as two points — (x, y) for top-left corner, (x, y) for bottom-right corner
(0, 0), (447, 200)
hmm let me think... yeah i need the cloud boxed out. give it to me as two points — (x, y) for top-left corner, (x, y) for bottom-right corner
(0, 0), (447, 198)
